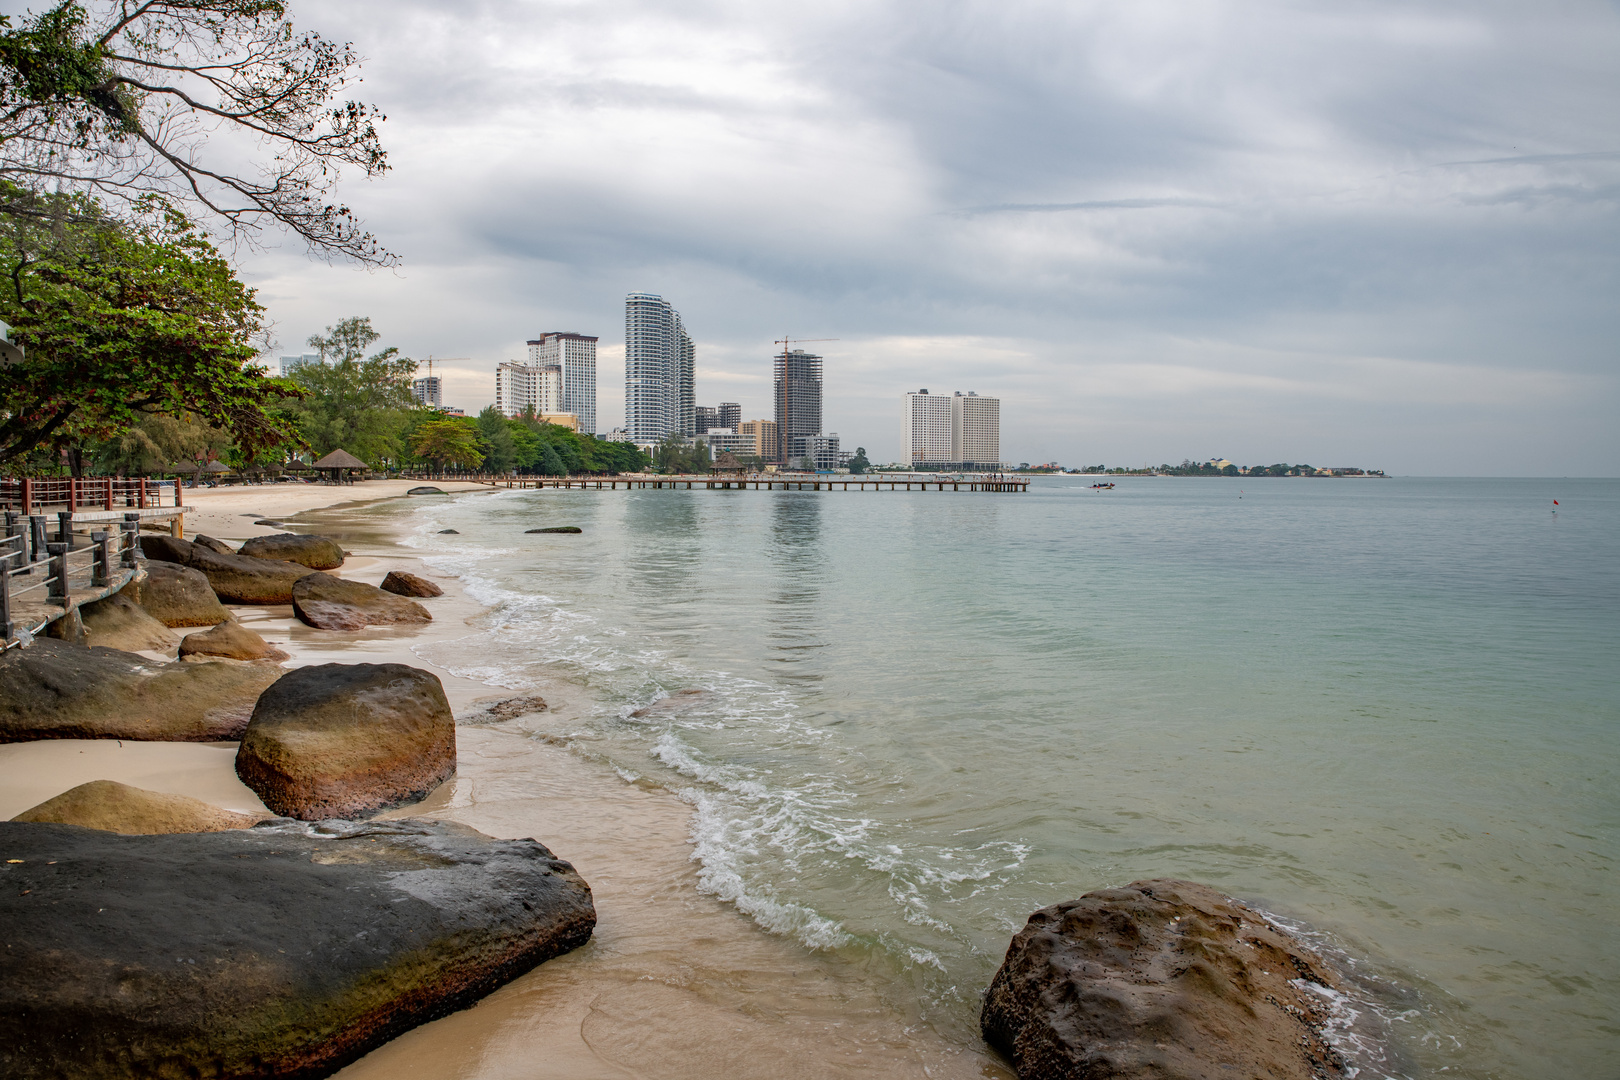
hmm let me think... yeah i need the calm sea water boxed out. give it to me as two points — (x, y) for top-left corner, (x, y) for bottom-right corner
(379, 476), (1616, 1079)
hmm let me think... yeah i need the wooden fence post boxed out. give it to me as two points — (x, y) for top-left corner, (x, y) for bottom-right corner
(28, 515), (46, 569)
(122, 514), (140, 567)
(21, 478), (31, 515)
(104, 477), (113, 510)
(0, 534), (14, 640)
(46, 542), (67, 604)
(57, 510), (73, 547)
(92, 531), (109, 587)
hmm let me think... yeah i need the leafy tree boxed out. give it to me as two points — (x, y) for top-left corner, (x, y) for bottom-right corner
(0, 188), (295, 467)
(653, 435), (709, 474)
(847, 446), (870, 474)
(0, 1), (391, 262)
(412, 418), (482, 473)
(92, 411), (228, 475)
(535, 441), (566, 476)
(474, 406), (515, 473)
(283, 316), (416, 466)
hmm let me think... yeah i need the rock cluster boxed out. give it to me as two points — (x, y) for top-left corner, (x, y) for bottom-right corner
(525, 525), (583, 533)
(292, 572), (433, 630)
(141, 535), (315, 603)
(0, 818), (596, 1079)
(239, 531), (346, 570)
(982, 879), (1348, 1080)
(236, 663), (456, 820)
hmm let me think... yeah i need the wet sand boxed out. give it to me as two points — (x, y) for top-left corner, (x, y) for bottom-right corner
(0, 481), (1014, 1079)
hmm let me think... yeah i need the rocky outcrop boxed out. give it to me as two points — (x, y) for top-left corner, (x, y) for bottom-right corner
(0, 639), (282, 743)
(407, 486), (445, 495)
(127, 562), (231, 627)
(462, 695), (548, 725)
(185, 546), (313, 604)
(0, 818), (595, 1080)
(11, 780), (268, 834)
(236, 663), (455, 820)
(291, 572), (432, 631)
(191, 534), (235, 554)
(139, 534), (197, 564)
(78, 589), (180, 653)
(437, 528), (459, 534)
(380, 569), (443, 597)
(239, 532), (345, 570)
(525, 525), (582, 533)
(178, 620), (287, 662)
(982, 879), (1347, 1080)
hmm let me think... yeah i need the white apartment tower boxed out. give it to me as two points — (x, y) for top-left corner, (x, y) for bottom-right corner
(495, 360), (562, 417)
(902, 389), (1000, 467)
(624, 293), (694, 443)
(951, 392), (1001, 468)
(902, 390), (953, 466)
(526, 332), (599, 435)
(411, 375), (442, 408)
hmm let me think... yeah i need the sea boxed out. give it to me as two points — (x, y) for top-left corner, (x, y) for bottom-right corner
(359, 475), (1614, 1079)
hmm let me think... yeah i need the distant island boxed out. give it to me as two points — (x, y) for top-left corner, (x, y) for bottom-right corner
(1015, 459), (1386, 477)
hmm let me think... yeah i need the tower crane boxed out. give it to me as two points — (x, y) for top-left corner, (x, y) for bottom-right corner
(774, 337), (839, 353)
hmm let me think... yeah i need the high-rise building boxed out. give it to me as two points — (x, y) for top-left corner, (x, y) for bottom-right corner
(496, 360), (562, 417)
(951, 391), (1001, 468)
(739, 419), (779, 462)
(694, 406), (718, 434)
(902, 389), (1001, 468)
(774, 348), (822, 463)
(526, 332), (599, 435)
(802, 433), (842, 471)
(411, 376), (442, 408)
(279, 353), (320, 377)
(717, 402), (741, 431)
(902, 390), (952, 466)
(624, 293), (694, 443)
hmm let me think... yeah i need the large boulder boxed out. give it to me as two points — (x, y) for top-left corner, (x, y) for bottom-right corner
(407, 485), (445, 495)
(138, 534), (196, 564)
(292, 572), (432, 631)
(186, 546), (314, 604)
(178, 620), (287, 662)
(0, 638), (282, 743)
(380, 569), (443, 597)
(238, 532), (345, 570)
(11, 780), (267, 834)
(78, 589), (180, 653)
(0, 818), (595, 1079)
(982, 879), (1348, 1080)
(236, 663), (455, 820)
(127, 562), (231, 627)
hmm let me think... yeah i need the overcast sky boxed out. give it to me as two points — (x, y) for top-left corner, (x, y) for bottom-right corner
(230, 0), (1616, 473)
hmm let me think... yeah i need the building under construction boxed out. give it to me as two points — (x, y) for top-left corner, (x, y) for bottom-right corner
(773, 348), (823, 464)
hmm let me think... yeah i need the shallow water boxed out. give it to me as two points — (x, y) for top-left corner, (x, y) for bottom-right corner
(349, 476), (1616, 1078)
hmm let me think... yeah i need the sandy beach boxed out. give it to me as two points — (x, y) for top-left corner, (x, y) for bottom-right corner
(0, 480), (1011, 1080)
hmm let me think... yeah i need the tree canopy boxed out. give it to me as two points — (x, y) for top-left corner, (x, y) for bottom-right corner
(0, 1), (391, 263)
(0, 186), (295, 467)
(281, 316), (416, 467)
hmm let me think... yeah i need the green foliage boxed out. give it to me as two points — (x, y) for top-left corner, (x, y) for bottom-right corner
(0, 186), (296, 466)
(92, 412), (228, 474)
(652, 435), (710, 474)
(847, 446), (870, 474)
(412, 417), (483, 473)
(281, 316), (417, 468)
(429, 409), (648, 476)
(474, 406), (516, 474)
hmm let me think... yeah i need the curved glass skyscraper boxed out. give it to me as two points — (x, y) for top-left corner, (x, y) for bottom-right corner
(624, 293), (693, 442)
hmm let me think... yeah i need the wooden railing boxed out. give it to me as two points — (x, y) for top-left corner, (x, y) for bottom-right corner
(0, 477), (181, 515)
(1, 509), (142, 643)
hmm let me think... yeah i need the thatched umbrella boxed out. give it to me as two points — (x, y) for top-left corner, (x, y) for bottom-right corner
(713, 451), (744, 473)
(311, 448), (367, 485)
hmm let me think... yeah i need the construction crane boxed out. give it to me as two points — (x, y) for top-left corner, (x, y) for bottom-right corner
(774, 337), (839, 354)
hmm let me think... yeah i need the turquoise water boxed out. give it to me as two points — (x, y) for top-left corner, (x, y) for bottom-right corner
(389, 477), (1617, 1078)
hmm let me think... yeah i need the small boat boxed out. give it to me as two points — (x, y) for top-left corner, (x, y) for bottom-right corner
(1090, 482), (1115, 489)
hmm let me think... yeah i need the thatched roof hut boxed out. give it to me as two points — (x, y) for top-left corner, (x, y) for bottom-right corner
(311, 448), (368, 484)
(713, 451), (745, 473)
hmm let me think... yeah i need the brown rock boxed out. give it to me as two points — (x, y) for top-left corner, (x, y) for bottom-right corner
(464, 695), (548, 724)
(11, 780), (267, 834)
(185, 546), (313, 604)
(380, 569), (444, 597)
(191, 534), (235, 554)
(292, 572), (432, 631)
(982, 879), (1348, 1080)
(238, 532), (345, 570)
(138, 534), (197, 564)
(127, 562), (231, 627)
(236, 663), (456, 820)
(0, 638), (282, 743)
(178, 620), (287, 662)
(78, 589), (180, 653)
(0, 818), (594, 1080)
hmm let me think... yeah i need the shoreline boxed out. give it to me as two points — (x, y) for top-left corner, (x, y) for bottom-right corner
(0, 480), (1013, 1079)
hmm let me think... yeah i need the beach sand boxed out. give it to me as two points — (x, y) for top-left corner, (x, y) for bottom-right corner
(0, 481), (1013, 1080)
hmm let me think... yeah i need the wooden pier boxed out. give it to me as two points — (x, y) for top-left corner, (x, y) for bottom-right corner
(410, 473), (1030, 493)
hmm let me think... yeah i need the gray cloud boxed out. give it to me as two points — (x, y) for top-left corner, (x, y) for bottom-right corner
(222, 0), (1618, 474)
